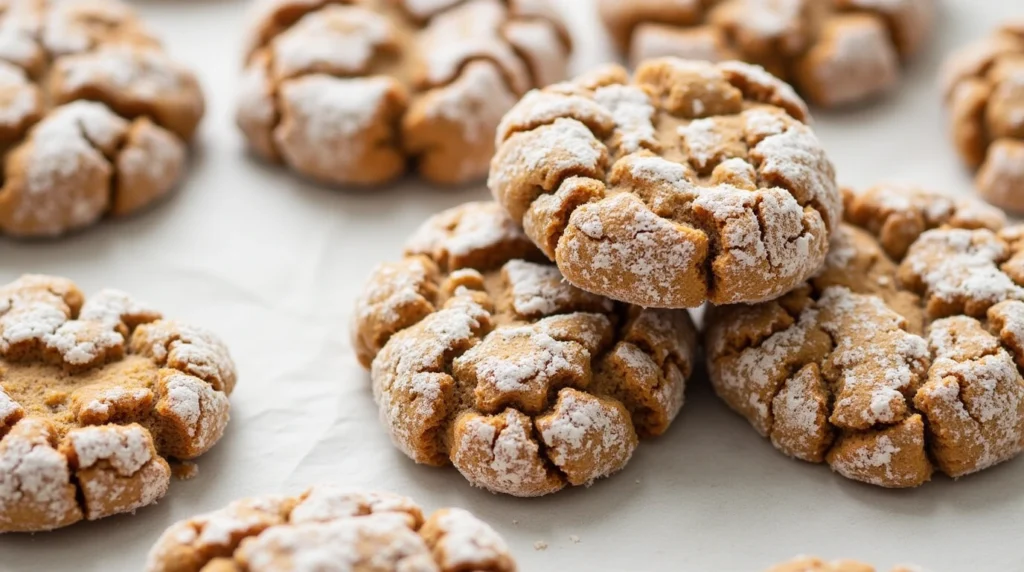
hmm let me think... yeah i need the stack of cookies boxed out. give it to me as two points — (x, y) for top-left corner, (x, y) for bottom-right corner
(354, 52), (1024, 496)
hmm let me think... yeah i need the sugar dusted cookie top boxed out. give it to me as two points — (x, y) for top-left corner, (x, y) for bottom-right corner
(942, 21), (1024, 212)
(145, 485), (516, 572)
(0, 275), (235, 533)
(599, 0), (935, 108)
(238, 0), (571, 187)
(353, 201), (697, 496)
(489, 58), (840, 309)
(0, 0), (204, 238)
(706, 184), (1024, 488)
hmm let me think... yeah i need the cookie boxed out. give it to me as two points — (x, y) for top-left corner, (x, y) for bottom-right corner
(0, 275), (235, 532)
(145, 485), (516, 572)
(238, 0), (570, 187)
(489, 58), (840, 309)
(768, 556), (922, 572)
(0, 0), (204, 238)
(353, 201), (697, 496)
(599, 0), (935, 107)
(942, 21), (1024, 212)
(705, 183), (1024, 488)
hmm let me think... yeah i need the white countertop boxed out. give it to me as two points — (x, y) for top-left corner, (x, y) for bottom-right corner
(1, 0), (1022, 570)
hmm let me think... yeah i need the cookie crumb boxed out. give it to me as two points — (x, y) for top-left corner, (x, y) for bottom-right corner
(569, 535), (581, 544)
(534, 541), (548, 551)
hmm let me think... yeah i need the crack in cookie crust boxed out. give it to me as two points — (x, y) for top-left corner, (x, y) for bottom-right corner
(0, 275), (236, 532)
(706, 183), (1024, 488)
(238, 0), (571, 186)
(599, 0), (935, 108)
(144, 485), (516, 572)
(942, 21), (1024, 212)
(0, 0), (203, 238)
(489, 58), (840, 308)
(353, 201), (697, 496)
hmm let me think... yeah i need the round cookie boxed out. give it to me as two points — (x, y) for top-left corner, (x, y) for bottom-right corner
(145, 485), (515, 572)
(0, 0), (204, 238)
(768, 557), (921, 572)
(489, 58), (840, 309)
(0, 275), (235, 533)
(599, 0), (935, 108)
(238, 0), (571, 187)
(705, 184), (1024, 488)
(942, 21), (1024, 212)
(353, 201), (697, 496)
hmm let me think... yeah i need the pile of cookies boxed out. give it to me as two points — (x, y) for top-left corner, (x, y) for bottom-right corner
(2, 0), (1023, 569)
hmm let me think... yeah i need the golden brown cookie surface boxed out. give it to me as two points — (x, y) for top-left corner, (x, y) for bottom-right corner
(238, 0), (571, 186)
(706, 184), (1024, 488)
(767, 556), (921, 572)
(353, 201), (697, 496)
(599, 0), (935, 107)
(0, 275), (235, 533)
(489, 58), (839, 309)
(145, 485), (516, 572)
(942, 21), (1024, 212)
(0, 0), (204, 238)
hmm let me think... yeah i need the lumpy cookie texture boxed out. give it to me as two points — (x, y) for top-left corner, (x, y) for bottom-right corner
(353, 201), (697, 496)
(706, 183), (1024, 488)
(768, 557), (921, 572)
(0, 0), (203, 238)
(489, 58), (840, 309)
(599, 0), (934, 108)
(0, 275), (235, 532)
(942, 21), (1024, 212)
(238, 0), (570, 186)
(145, 486), (515, 572)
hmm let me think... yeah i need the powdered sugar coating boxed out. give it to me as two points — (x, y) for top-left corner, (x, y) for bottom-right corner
(145, 486), (515, 572)
(0, 275), (236, 532)
(0, 420), (80, 532)
(354, 201), (697, 496)
(490, 58), (838, 308)
(272, 5), (395, 80)
(404, 201), (533, 271)
(602, 0), (934, 107)
(0, 0), (201, 238)
(942, 24), (1024, 212)
(237, 0), (569, 186)
(504, 260), (613, 317)
(707, 185), (1024, 488)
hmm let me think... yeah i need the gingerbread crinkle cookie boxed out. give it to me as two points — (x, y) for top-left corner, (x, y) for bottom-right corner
(145, 485), (516, 572)
(942, 21), (1024, 212)
(0, 0), (204, 238)
(599, 0), (935, 107)
(238, 0), (571, 186)
(353, 201), (697, 496)
(706, 184), (1024, 488)
(0, 275), (236, 533)
(489, 58), (840, 308)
